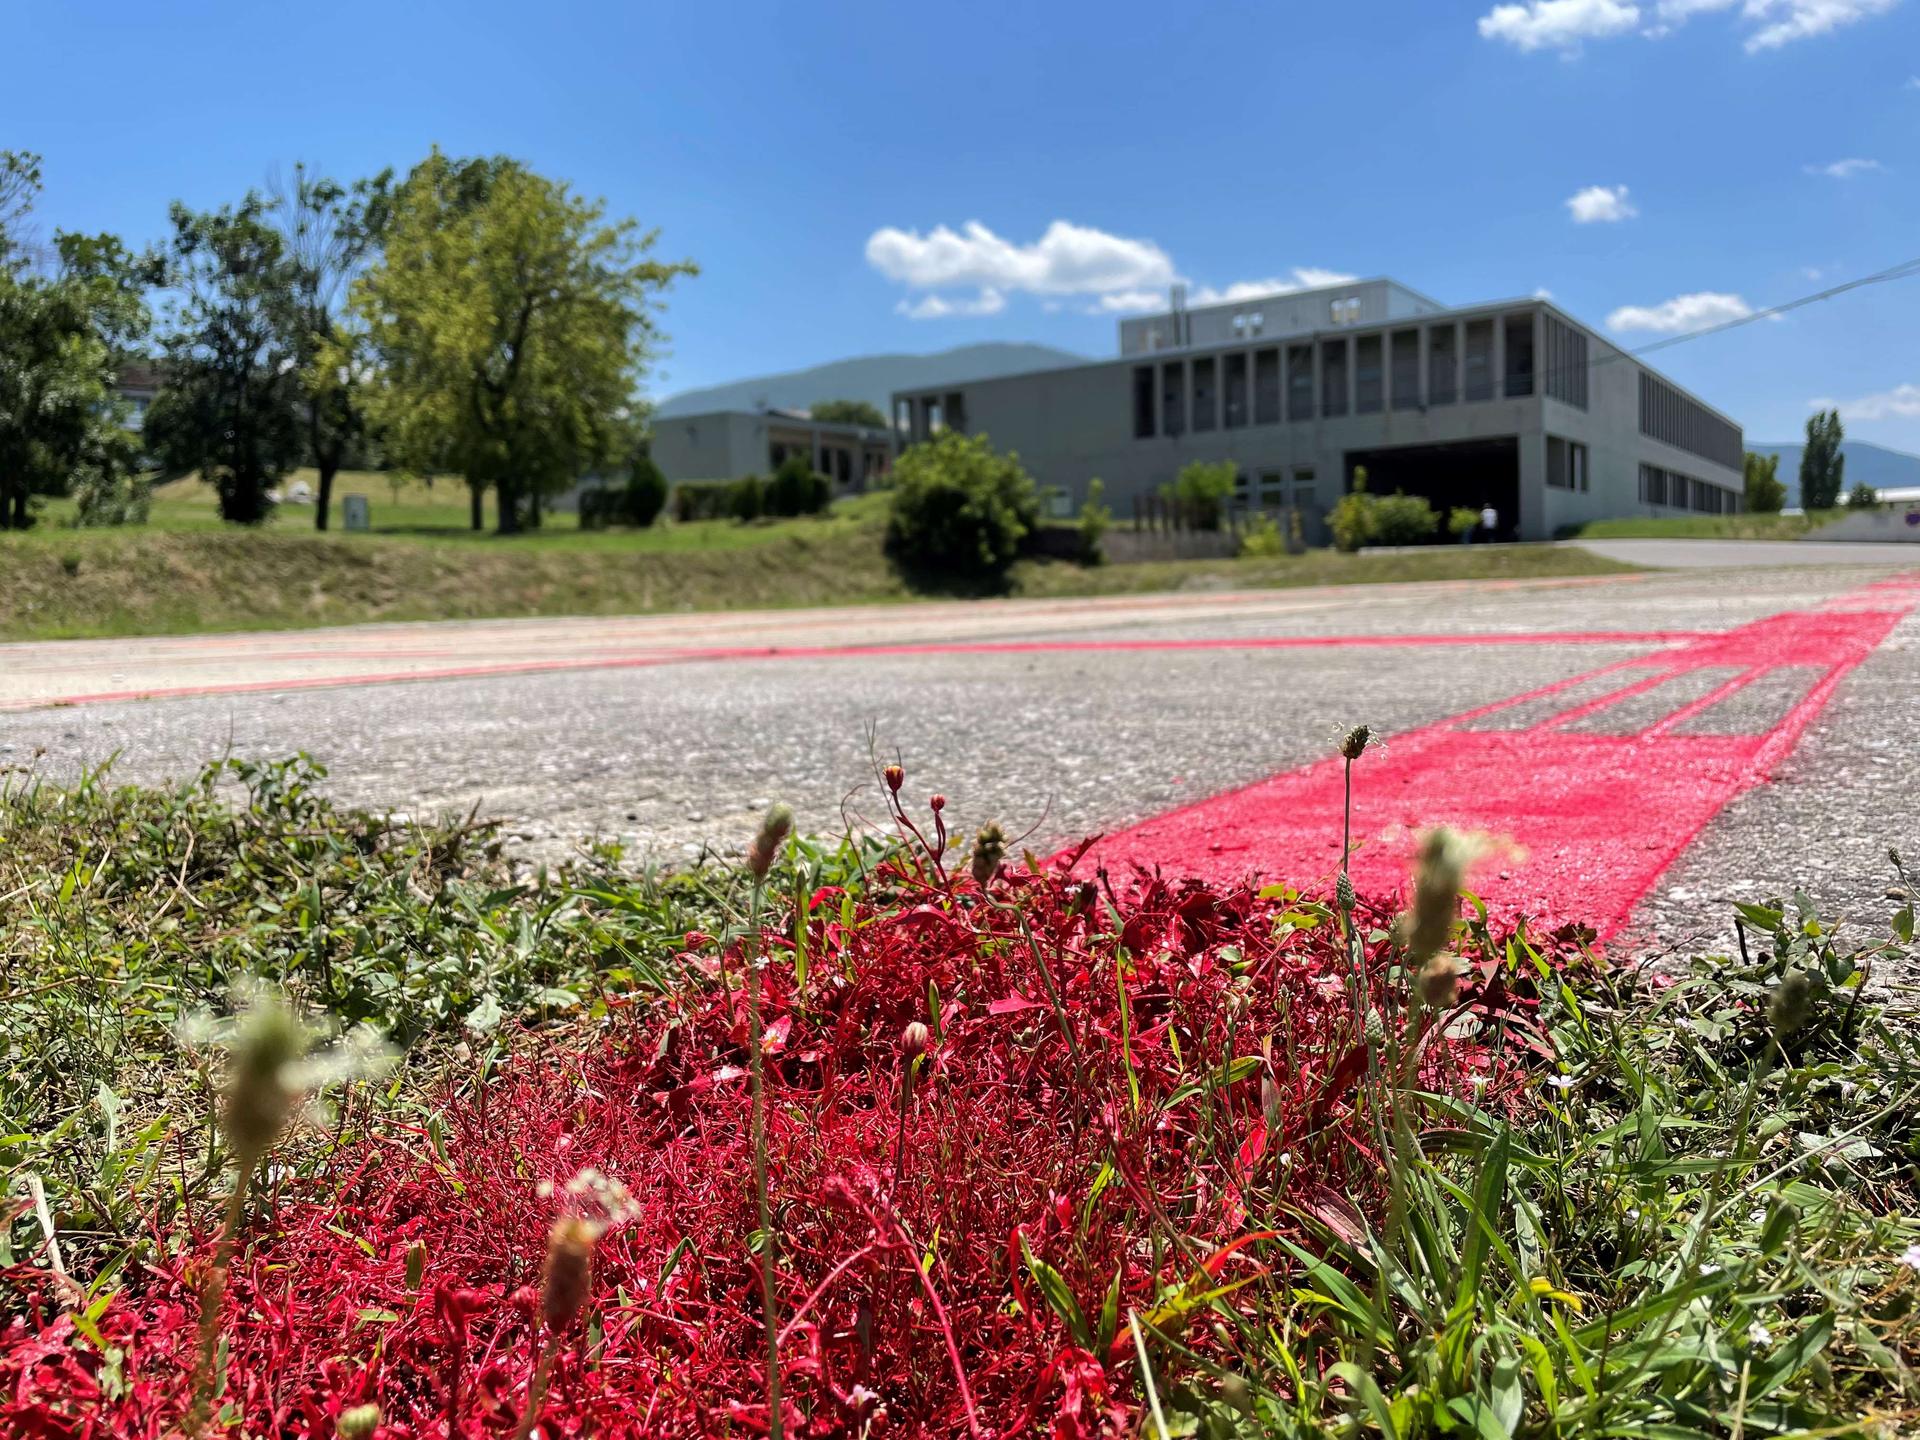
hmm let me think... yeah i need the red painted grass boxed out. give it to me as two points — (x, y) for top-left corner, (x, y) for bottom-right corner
(1, 861), (1576, 1439)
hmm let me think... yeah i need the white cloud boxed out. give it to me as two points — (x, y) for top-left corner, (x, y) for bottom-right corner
(1093, 290), (1166, 314)
(1908, 73), (1920, 86)
(1607, 291), (1755, 332)
(1817, 382), (1920, 420)
(1486, 0), (1900, 51)
(1743, 0), (1899, 51)
(1806, 157), (1883, 177)
(1479, 0), (1640, 51)
(1566, 184), (1639, 222)
(1187, 269), (1361, 306)
(866, 219), (1174, 297)
(893, 289), (1006, 320)
(1534, 286), (1556, 299)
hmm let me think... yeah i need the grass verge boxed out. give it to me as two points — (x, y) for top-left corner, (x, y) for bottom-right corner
(2, 759), (1915, 1435)
(0, 520), (1638, 643)
(1568, 512), (1840, 541)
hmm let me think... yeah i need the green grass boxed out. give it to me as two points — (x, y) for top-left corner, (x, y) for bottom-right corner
(1568, 511), (1840, 541)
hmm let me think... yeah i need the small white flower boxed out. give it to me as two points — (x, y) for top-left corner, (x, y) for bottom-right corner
(1899, 1243), (1920, 1273)
(1700, 1263), (1722, 1277)
(1276, 1151), (1294, 1167)
(1748, 1209), (1768, 1226)
(1547, 1075), (1575, 1091)
(1747, 1321), (1773, 1348)
(1468, 1075), (1491, 1090)
(1626, 1208), (1641, 1222)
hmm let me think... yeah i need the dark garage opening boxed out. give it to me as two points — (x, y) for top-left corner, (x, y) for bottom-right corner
(1343, 436), (1520, 541)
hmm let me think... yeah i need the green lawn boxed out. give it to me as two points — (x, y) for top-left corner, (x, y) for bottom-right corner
(1567, 510), (1838, 541)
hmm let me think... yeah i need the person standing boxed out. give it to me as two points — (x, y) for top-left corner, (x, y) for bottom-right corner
(1479, 502), (1499, 542)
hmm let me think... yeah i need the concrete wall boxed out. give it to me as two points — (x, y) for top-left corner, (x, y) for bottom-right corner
(651, 410), (893, 487)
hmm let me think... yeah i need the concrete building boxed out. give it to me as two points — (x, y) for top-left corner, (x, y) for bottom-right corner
(891, 277), (1743, 543)
(650, 408), (894, 491)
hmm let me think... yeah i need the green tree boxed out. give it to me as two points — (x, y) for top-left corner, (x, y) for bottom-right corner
(1743, 451), (1786, 514)
(885, 430), (1039, 586)
(624, 451), (669, 527)
(272, 162), (391, 531)
(1846, 481), (1879, 510)
(1076, 477), (1112, 564)
(354, 149), (695, 535)
(145, 198), (303, 524)
(765, 451), (827, 516)
(1798, 409), (1846, 512)
(1168, 460), (1236, 531)
(808, 399), (887, 429)
(0, 154), (155, 530)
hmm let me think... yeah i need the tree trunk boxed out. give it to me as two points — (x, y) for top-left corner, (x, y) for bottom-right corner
(496, 477), (520, 535)
(527, 487), (542, 530)
(470, 482), (484, 531)
(315, 461), (336, 532)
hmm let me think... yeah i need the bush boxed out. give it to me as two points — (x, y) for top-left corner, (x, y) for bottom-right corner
(1076, 478), (1111, 564)
(1846, 482), (1879, 510)
(885, 430), (1039, 585)
(730, 473), (765, 522)
(1328, 483), (1440, 552)
(765, 453), (831, 518)
(1744, 451), (1787, 514)
(1448, 506), (1479, 540)
(1170, 459), (1236, 531)
(71, 466), (151, 527)
(1371, 492), (1440, 545)
(625, 454), (669, 526)
(1239, 512), (1284, 558)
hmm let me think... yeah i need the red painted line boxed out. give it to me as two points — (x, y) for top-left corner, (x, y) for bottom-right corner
(1, 631), (1701, 712)
(1073, 575), (1919, 939)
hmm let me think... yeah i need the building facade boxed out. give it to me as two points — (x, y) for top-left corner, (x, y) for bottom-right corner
(891, 278), (1743, 543)
(650, 408), (894, 491)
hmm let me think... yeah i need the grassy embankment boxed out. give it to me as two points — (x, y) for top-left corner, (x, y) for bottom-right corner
(1568, 510), (1841, 541)
(2, 759), (1915, 1433)
(4, 473), (1637, 642)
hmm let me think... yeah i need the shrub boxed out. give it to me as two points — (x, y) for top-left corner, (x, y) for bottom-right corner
(1171, 459), (1236, 531)
(885, 430), (1039, 585)
(71, 465), (151, 527)
(1448, 505), (1479, 539)
(730, 473), (765, 522)
(1744, 451), (1787, 514)
(1371, 492), (1440, 546)
(1847, 481), (1879, 510)
(1239, 512), (1284, 558)
(1076, 477), (1111, 564)
(1329, 491), (1372, 552)
(765, 452), (831, 518)
(625, 454), (669, 526)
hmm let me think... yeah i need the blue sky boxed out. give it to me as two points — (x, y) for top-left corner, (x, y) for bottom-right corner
(7, 0), (1918, 447)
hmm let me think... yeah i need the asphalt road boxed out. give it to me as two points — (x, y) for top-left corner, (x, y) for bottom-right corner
(3, 563), (1915, 962)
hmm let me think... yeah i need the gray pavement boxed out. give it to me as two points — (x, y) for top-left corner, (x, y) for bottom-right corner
(1571, 537), (1920, 568)
(2, 564), (1914, 959)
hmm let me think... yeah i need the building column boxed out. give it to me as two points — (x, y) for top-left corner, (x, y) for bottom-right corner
(1491, 314), (1506, 401)
(1343, 335), (1356, 416)
(1415, 327), (1429, 409)
(1456, 320), (1466, 400)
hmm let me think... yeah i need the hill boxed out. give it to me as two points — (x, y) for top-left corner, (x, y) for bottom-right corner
(1747, 438), (1920, 506)
(653, 342), (1086, 419)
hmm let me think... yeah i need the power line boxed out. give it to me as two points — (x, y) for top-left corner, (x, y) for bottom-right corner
(1623, 253), (1920, 358)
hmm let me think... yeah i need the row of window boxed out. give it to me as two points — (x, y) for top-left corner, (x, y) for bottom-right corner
(1639, 372), (1741, 471)
(1639, 463), (1742, 514)
(1130, 313), (1547, 439)
(1543, 316), (1589, 409)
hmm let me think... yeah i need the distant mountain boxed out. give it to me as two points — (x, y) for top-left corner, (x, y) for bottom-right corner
(653, 342), (1087, 420)
(1747, 439), (1920, 506)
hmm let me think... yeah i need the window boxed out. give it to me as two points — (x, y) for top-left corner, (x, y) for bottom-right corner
(1192, 356), (1217, 432)
(1321, 339), (1349, 417)
(1547, 437), (1587, 490)
(1231, 467), (1250, 508)
(1638, 370), (1741, 469)
(1390, 329), (1420, 411)
(1223, 352), (1248, 429)
(1463, 320), (1493, 402)
(1544, 314), (1589, 409)
(1259, 470), (1286, 507)
(894, 398), (912, 436)
(1132, 365), (1155, 439)
(1161, 362), (1184, 436)
(1253, 348), (1281, 425)
(1330, 295), (1361, 325)
(1354, 334), (1383, 414)
(1286, 344), (1314, 421)
(925, 397), (943, 435)
(1428, 326), (1457, 406)
(1503, 313), (1534, 398)
(1291, 466), (1317, 514)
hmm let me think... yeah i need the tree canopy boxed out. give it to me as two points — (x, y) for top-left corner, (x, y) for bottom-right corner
(1743, 451), (1786, 514)
(808, 399), (887, 429)
(1798, 409), (1846, 512)
(0, 152), (156, 530)
(353, 149), (695, 534)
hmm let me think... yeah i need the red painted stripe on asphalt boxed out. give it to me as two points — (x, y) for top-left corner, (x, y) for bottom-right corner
(1073, 575), (1919, 939)
(0, 631), (1703, 712)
